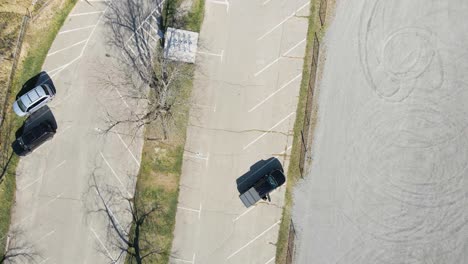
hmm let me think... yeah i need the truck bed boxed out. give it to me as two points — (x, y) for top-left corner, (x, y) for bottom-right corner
(239, 187), (262, 207)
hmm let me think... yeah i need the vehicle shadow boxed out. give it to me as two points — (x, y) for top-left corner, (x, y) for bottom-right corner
(236, 157), (283, 194)
(16, 71), (55, 99)
(24, 106), (57, 131)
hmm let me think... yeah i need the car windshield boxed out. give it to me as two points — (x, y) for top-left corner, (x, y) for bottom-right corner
(42, 85), (49, 95)
(267, 175), (278, 188)
(17, 99), (27, 112)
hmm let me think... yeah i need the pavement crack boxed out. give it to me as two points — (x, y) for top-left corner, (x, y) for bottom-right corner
(189, 124), (293, 136)
(257, 201), (283, 209)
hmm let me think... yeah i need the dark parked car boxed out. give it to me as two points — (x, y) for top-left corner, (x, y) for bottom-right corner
(12, 121), (56, 156)
(238, 166), (286, 208)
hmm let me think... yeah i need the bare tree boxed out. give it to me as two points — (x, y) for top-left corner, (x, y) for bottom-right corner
(102, 0), (192, 140)
(89, 172), (164, 264)
(1, 228), (39, 264)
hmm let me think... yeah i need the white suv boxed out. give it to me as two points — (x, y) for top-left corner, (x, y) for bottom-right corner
(13, 84), (56, 117)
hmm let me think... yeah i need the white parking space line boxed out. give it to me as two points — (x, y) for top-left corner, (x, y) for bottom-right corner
(144, 20), (159, 35)
(184, 152), (209, 161)
(254, 39), (305, 76)
(45, 192), (64, 206)
(49, 6), (108, 78)
(141, 26), (159, 43)
(124, 5), (163, 54)
(102, 114), (140, 167)
(48, 56), (82, 78)
(257, 2), (310, 41)
(279, 145), (293, 155)
(254, 57), (280, 77)
(265, 256), (275, 264)
(257, 12), (295, 41)
(100, 152), (132, 197)
(209, 0), (229, 12)
(262, 0), (273, 5)
(37, 257), (50, 264)
(35, 230), (56, 244)
(226, 221), (280, 259)
(177, 203), (202, 219)
(18, 176), (42, 191)
(90, 227), (116, 262)
(243, 112), (295, 150)
(184, 152), (210, 167)
(113, 86), (130, 109)
(93, 189), (125, 232)
(172, 254), (195, 264)
(18, 193), (64, 224)
(296, 1), (310, 13)
(249, 73), (302, 112)
(233, 206), (256, 222)
(69, 11), (104, 17)
(197, 50), (224, 61)
(53, 160), (67, 170)
(58, 25), (95, 34)
(283, 38), (306, 56)
(199, 204), (202, 219)
(47, 39), (87, 57)
(177, 205), (198, 212)
(116, 133), (141, 166)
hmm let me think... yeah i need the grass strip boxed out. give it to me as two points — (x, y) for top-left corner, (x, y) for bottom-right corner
(126, 1), (205, 263)
(274, 0), (326, 263)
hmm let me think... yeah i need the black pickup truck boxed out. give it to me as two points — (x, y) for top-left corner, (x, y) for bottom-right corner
(237, 158), (286, 207)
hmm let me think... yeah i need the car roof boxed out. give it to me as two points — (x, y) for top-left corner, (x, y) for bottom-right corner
(22, 122), (53, 144)
(20, 85), (47, 106)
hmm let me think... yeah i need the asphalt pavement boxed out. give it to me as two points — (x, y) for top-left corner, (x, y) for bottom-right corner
(171, 0), (309, 263)
(11, 1), (144, 263)
(293, 0), (468, 263)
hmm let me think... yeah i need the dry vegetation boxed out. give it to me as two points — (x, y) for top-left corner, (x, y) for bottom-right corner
(274, 0), (333, 262)
(0, 1), (28, 104)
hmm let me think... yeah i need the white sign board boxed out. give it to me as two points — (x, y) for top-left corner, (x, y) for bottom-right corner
(163, 27), (198, 63)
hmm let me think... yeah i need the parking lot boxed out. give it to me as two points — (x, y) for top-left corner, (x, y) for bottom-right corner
(171, 0), (309, 263)
(11, 1), (145, 262)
